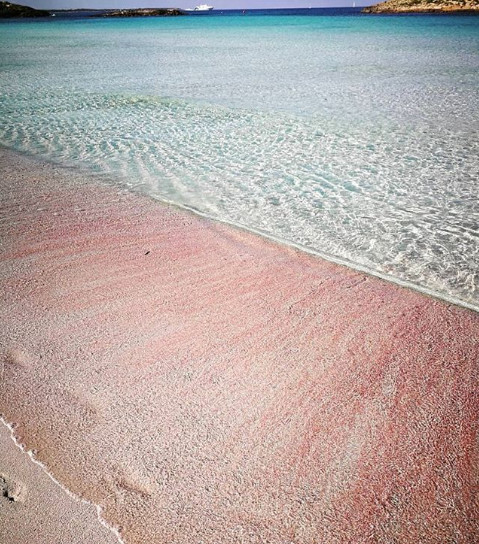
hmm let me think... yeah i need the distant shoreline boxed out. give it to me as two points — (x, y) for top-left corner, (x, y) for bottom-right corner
(0, 2), (186, 19)
(362, 0), (479, 13)
(96, 8), (185, 18)
(363, 7), (479, 12)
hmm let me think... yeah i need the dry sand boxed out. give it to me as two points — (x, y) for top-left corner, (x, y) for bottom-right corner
(0, 147), (478, 543)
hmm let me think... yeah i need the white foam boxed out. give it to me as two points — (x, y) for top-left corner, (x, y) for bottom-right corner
(0, 415), (126, 544)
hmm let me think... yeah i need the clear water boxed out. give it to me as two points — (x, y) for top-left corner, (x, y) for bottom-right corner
(1, 10), (478, 309)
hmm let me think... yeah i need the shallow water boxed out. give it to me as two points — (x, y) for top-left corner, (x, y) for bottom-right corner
(1, 10), (478, 308)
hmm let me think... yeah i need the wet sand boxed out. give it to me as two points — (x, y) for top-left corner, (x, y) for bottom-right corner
(0, 147), (478, 543)
(0, 420), (120, 544)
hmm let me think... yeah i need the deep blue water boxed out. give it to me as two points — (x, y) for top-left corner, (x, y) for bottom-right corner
(46, 8), (363, 19)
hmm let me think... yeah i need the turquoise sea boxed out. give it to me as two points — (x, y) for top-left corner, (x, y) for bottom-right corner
(1, 9), (478, 309)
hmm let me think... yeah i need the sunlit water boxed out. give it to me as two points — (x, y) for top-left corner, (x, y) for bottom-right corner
(1, 10), (478, 309)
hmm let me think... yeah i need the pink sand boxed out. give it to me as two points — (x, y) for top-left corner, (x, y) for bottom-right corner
(1, 149), (478, 543)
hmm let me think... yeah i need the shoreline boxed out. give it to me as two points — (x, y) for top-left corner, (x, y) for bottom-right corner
(0, 417), (121, 544)
(1, 146), (478, 543)
(3, 145), (477, 314)
(363, 7), (479, 13)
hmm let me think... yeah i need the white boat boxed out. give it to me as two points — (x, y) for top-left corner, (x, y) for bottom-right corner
(186, 4), (214, 11)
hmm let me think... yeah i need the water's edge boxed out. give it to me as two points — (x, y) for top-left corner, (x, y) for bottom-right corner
(0, 415), (125, 544)
(2, 144), (477, 314)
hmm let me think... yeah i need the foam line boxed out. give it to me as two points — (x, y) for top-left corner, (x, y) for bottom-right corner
(148, 193), (479, 315)
(0, 415), (126, 544)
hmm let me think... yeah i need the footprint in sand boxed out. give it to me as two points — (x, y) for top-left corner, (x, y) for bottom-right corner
(1, 348), (36, 381)
(0, 473), (27, 503)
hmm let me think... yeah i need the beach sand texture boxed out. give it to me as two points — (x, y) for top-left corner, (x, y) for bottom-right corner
(0, 420), (120, 544)
(1, 148), (478, 543)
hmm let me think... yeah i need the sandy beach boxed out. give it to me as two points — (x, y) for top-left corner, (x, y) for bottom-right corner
(0, 419), (120, 544)
(1, 147), (478, 543)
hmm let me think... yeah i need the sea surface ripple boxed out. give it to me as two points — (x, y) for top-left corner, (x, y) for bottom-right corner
(1, 11), (478, 308)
